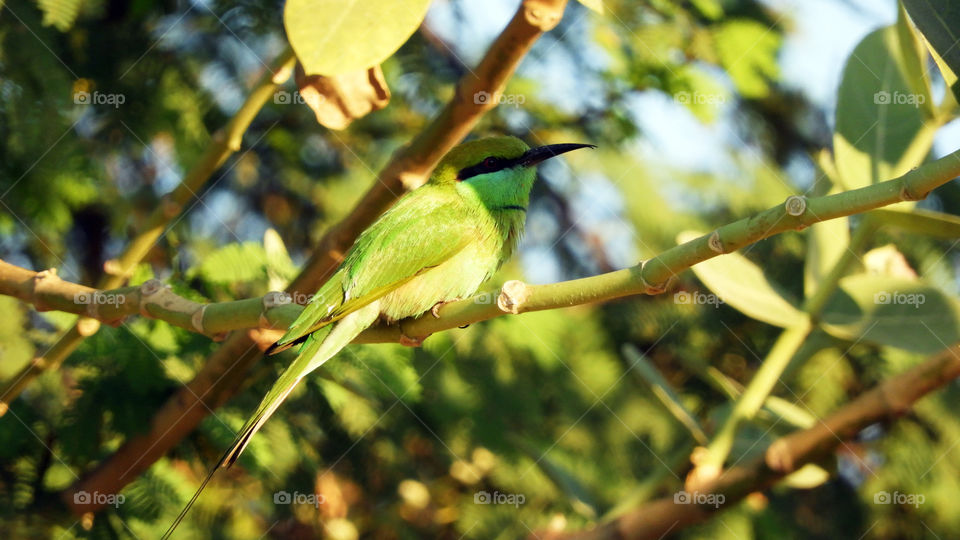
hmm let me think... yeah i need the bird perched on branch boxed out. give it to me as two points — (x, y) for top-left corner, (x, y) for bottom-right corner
(164, 136), (594, 537)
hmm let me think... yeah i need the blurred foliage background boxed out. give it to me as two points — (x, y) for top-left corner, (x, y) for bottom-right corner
(2, 0), (960, 538)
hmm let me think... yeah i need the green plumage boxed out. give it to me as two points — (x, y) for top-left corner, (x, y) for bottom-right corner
(164, 136), (593, 538)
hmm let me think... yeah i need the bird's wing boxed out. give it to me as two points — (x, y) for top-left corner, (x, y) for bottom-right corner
(269, 190), (473, 353)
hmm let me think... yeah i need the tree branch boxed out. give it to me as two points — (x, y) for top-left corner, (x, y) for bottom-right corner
(538, 343), (960, 540)
(6, 146), (960, 347)
(0, 259), (299, 338)
(61, 0), (571, 515)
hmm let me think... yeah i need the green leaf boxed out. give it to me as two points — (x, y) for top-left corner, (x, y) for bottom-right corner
(285, 0), (433, 76)
(667, 64), (730, 123)
(804, 172), (849, 299)
(679, 231), (806, 328)
(36, 0), (84, 31)
(690, 0), (723, 20)
(264, 228), (297, 290)
(833, 25), (934, 191)
(189, 242), (268, 285)
(782, 463), (831, 489)
(871, 207), (960, 238)
(821, 274), (960, 354)
(903, 0), (960, 101)
(712, 19), (780, 98)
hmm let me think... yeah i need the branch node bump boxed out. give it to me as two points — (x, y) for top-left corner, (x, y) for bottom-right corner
(271, 60), (294, 84)
(102, 259), (124, 278)
(764, 439), (794, 473)
(191, 305), (207, 333)
(139, 279), (164, 317)
(708, 231), (725, 253)
(639, 260), (672, 294)
(524, 0), (563, 31)
(398, 171), (426, 191)
(497, 280), (531, 314)
(31, 268), (61, 311)
(900, 183), (927, 202)
(784, 195), (807, 217)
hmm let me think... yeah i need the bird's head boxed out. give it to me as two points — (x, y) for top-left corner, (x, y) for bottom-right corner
(430, 136), (595, 212)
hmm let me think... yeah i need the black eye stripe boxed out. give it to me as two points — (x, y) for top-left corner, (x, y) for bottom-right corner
(456, 155), (521, 181)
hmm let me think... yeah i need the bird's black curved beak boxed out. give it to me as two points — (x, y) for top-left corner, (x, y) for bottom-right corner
(519, 143), (596, 168)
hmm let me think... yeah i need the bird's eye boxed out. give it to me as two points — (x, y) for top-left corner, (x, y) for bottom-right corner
(483, 157), (498, 169)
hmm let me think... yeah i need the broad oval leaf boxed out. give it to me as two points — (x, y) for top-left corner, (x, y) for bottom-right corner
(821, 274), (960, 354)
(903, 0), (960, 101)
(285, 0), (432, 76)
(678, 231), (805, 328)
(833, 25), (933, 191)
(871, 207), (960, 239)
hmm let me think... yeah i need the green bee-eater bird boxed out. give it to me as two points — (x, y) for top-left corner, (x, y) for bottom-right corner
(164, 136), (593, 537)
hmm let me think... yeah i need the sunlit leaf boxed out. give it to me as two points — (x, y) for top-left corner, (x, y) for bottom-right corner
(903, 0), (960, 101)
(37, 0), (83, 31)
(833, 25), (933, 191)
(189, 242), (268, 285)
(285, 0), (432, 75)
(871, 207), (960, 239)
(713, 19), (780, 98)
(782, 463), (831, 489)
(679, 231), (805, 328)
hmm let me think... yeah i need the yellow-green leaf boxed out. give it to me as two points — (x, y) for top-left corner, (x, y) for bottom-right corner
(679, 231), (805, 328)
(833, 25), (934, 191)
(285, 0), (432, 76)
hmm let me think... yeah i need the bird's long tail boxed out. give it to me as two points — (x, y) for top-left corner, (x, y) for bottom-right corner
(162, 302), (380, 539)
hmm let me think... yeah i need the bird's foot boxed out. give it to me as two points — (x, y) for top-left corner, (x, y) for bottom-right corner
(431, 297), (461, 318)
